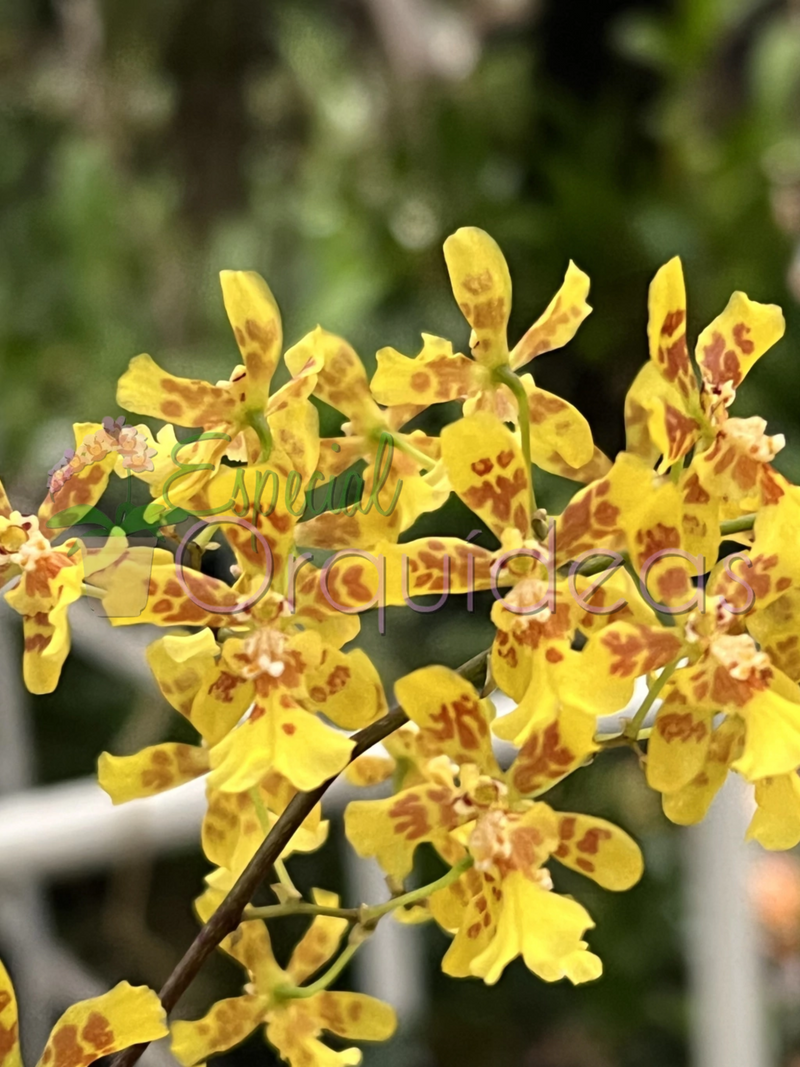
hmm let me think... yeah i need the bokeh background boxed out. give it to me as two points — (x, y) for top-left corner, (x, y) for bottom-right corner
(3, 0), (800, 1064)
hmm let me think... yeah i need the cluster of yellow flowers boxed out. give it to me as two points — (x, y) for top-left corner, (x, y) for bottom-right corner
(2, 227), (800, 1067)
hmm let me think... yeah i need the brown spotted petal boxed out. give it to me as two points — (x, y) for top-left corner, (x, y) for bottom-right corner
(552, 812), (643, 890)
(285, 327), (383, 432)
(0, 959), (21, 1067)
(506, 705), (598, 799)
(302, 646), (387, 730)
(647, 257), (698, 406)
(510, 260), (591, 369)
(564, 620), (683, 715)
(695, 290), (784, 395)
(345, 778), (460, 881)
(443, 227), (512, 369)
(117, 353), (239, 429)
(98, 743), (210, 804)
(36, 982), (168, 1067)
(220, 269), (283, 404)
(708, 487), (800, 615)
(646, 687), (714, 794)
(171, 994), (267, 1066)
(395, 665), (499, 774)
(662, 717), (744, 826)
(101, 559), (242, 629)
(441, 412), (531, 542)
(372, 333), (482, 409)
(286, 889), (349, 985)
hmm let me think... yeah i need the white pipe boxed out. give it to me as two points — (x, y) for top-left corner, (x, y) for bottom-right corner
(0, 686), (649, 881)
(684, 774), (771, 1067)
(0, 769), (373, 881)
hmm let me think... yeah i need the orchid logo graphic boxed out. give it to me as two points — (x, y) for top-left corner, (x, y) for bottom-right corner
(46, 417), (187, 544)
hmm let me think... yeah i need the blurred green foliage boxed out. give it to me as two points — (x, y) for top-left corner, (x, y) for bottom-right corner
(3, 0), (800, 1063)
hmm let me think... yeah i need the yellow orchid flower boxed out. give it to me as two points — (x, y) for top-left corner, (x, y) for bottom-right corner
(170, 898), (396, 1067)
(656, 713), (800, 852)
(345, 666), (643, 984)
(625, 257), (786, 512)
(0, 421), (120, 693)
(284, 327), (448, 551)
(372, 227), (608, 484)
(604, 585), (800, 844)
(709, 484), (800, 616)
(99, 607), (386, 800)
(116, 270), (321, 509)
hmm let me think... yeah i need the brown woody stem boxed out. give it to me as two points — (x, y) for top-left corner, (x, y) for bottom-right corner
(108, 648), (489, 1067)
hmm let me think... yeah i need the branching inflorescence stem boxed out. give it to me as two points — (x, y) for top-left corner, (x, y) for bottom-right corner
(108, 510), (759, 1067)
(109, 650), (490, 1067)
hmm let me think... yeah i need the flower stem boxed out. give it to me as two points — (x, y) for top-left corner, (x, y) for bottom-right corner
(273, 858), (300, 898)
(246, 409), (273, 463)
(623, 657), (681, 741)
(244, 855), (475, 929)
(245, 901), (360, 922)
(493, 365), (536, 521)
(276, 938), (362, 1000)
(249, 787), (271, 836)
(720, 513), (756, 537)
(270, 855), (475, 1002)
(107, 648), (491, 1067)
(361, 854), (474, 922)
(392, 434), (436, 472)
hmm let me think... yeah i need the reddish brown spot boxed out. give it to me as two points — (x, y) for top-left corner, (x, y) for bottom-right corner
(0, 1021), (18, 1064)
(512, 722), (576, 795)
(389, 793), (431, 840)
(24, 632), (51, 653)
(81, 1013), (114, 1050)
(664, 405), (700, 461)
(701, 331), (743, 388)
(471, 458), (494, 477)
(601, 625), (681, 678)
(427, 692), (488, 753)
(245, 318), (275, 348)
(661, 309), (685, 337)
(528, 392), (567, 424)
(657, 711), (707, 744)
(48, 1024), (86, 1067)
(208, 671), (240, 704)
(683, 472), (710, 505)
(733, 322), (754, 354)
(464, 468), (527, 531)
(576, 827), (612, 855)
(334, 565), (370, 605)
